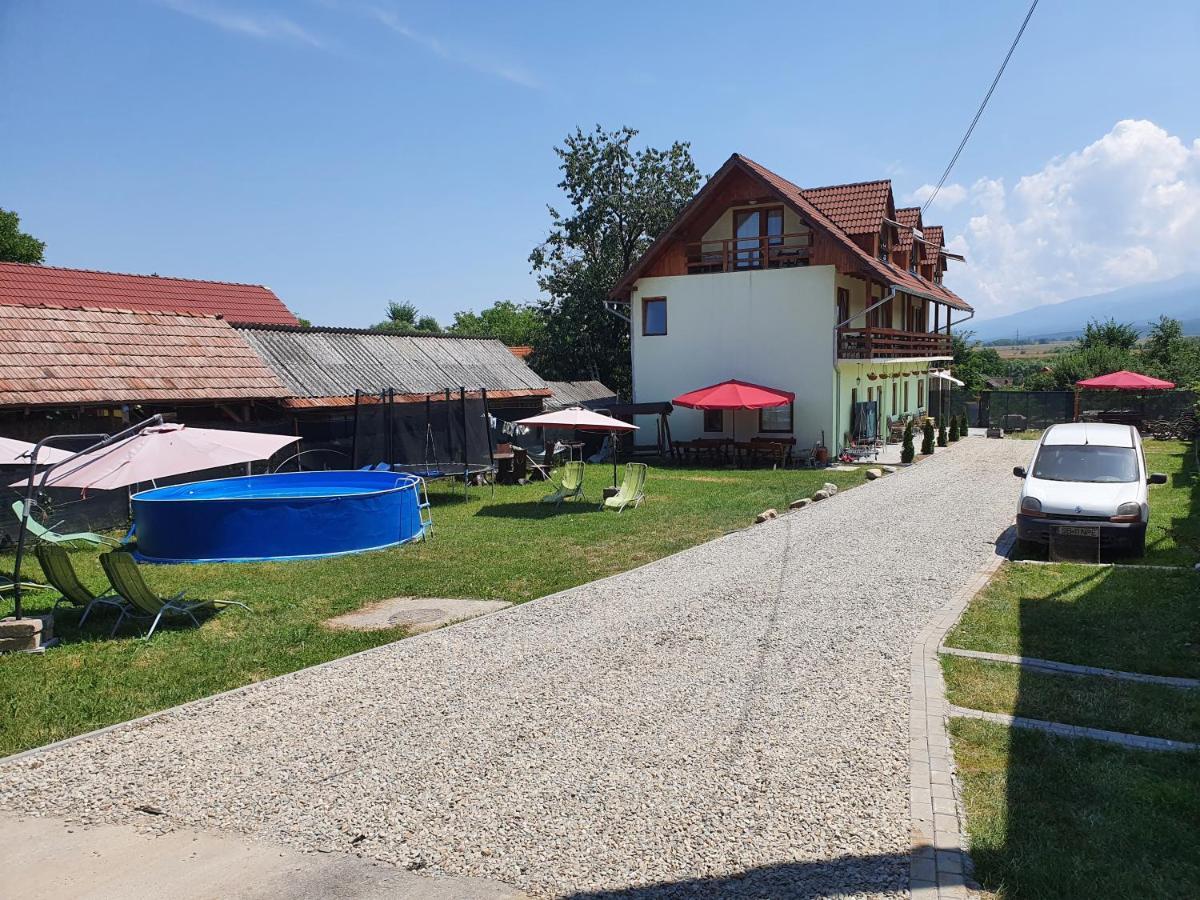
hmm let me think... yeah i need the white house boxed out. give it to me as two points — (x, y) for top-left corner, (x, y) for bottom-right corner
(609, 154), (974, 455)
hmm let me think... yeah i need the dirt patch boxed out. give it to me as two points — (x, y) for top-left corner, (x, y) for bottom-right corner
(324, 597), (512, 634)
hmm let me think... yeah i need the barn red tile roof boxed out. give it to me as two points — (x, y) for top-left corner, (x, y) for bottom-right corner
(922, 225), (945, 266)
(799, 180), (892, 235)
(611, 153), (971, 312)
(896, 207), (923, 252)
(0, 262), (299, 326)
(0, 304), (289, 408)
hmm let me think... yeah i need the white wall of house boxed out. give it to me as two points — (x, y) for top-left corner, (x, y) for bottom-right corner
(630, 266), (837, 446)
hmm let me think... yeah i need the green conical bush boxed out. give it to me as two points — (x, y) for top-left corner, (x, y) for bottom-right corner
(901, 420), (915, 464)
(949, 417), (960, 442)
(921, 420), (935, 455)
(938, 420), (948, 447)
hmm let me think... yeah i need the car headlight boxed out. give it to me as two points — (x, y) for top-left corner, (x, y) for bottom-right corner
(1111, 501), (1141, 522)
(1020, 496), (1043, 516)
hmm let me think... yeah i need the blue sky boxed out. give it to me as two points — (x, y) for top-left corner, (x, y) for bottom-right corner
(2, 0), (1198, 326)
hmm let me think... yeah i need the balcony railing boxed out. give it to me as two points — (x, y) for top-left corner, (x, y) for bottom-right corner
(837, 327), (952, 360)
(685, 232), (813, 273)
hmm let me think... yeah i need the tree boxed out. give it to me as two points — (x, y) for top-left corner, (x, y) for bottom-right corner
(0, 208), (45, 264)
(937, 420), (948, 447)
(448, 300), (544, 347)
(371, 301), (442, 335)
(1080, 318), (1139, 351)
(950, 331), (1006, 394)
(1142, 316), (1200, 386)
(921, 420), (935, 455)
(529, 125), (703, 395)
(900, 420), (915, 464)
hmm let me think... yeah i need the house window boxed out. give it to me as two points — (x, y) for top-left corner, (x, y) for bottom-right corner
(879, 230), (890, 264)
(642, 297), (667, 335)
(703, 409), (724, 433)
(836, 287), (850, 324)
(891, 380), (897, 412)
(918, 379), (925, 409)
(733, 206), (784, 268)
(903, 380), (910, 411)
(759, 403), (793, 433)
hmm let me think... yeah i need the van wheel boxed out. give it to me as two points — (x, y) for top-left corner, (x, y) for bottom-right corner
(1132, 533), (1146, 558)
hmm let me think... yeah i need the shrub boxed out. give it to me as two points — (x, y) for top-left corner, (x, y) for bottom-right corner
(949, 417), (960, 442)
(959, 413), (970, 436)
(921, 420), (935, 455)
(901, 420), (915, 464)
(938, 420), (948, 447)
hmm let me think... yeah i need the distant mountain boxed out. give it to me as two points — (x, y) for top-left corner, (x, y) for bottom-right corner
(970, 273), (1200, 343)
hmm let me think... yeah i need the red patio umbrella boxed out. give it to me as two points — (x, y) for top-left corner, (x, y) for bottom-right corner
(1075, 370), (1175, 390)
(673, 379), (795, 445)
(514, 407), (637, 486)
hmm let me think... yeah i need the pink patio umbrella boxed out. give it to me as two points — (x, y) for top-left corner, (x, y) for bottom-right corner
(0, 437), (72, 466)
(514, 406), (638, 486)
(15, 423), (300, 492)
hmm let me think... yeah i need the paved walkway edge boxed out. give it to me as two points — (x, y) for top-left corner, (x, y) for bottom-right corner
(938, 646), (1200, 689)
(909, 525), (1014, 899)
(948, 706), (1200, 753)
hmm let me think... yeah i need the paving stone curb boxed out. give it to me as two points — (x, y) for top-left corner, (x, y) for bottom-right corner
(909, 526), (1014, 899)
(938, 646), (1200, 689)
(948, 706), (1200, 753)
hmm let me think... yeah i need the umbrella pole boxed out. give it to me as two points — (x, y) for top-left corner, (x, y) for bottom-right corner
(612, 432), (618, 487)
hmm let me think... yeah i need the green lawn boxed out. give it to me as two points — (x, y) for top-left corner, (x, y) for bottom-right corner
(950, 718), (1200, 899)
(0, 463), (860, 757)
(1009, 438), (1198, 566)
(942, 655), (1200, 744)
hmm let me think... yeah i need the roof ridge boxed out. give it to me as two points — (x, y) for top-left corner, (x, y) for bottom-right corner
(800, 178), (892, 192)
(0, 300), (221, 320)
(0, 260), (271, 290)
(235, 322), (504, 340)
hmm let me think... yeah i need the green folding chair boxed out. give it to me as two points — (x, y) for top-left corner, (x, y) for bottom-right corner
(603, 463), (648, 513)
(1, 575), (47, 595)
(100, 551), (249, 639)
(540, 461), (586, 506)
(35, 544), (127, 624)
(11, 500), (120, 548)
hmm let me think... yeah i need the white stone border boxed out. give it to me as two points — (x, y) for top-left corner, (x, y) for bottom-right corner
(909, 526), (1015, 898)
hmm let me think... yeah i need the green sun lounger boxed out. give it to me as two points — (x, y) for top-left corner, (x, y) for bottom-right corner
(1, 575), (47, 595)
(11, 500), (121, 549)
(541, 461), (586, 506)
(603, 463), (648, 513)
(35, 544), (127, 625)
(100, 551), (249, 639)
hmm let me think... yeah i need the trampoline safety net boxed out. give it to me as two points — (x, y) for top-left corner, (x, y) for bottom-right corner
(352, 389), (495, 477)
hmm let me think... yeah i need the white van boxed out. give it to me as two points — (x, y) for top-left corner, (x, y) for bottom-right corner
(1013, 422), (1167, 557)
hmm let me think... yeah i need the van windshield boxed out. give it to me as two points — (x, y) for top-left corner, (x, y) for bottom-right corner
(1032, 445), (1139, 483)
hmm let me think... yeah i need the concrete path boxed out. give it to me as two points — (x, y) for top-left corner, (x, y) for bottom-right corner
(0, 437), (1028, 899)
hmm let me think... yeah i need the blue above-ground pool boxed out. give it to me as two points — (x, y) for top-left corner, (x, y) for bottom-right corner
(131, 470), (428, 563)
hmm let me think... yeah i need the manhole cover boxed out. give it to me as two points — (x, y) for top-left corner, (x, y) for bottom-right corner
(388, 608), (445, 626)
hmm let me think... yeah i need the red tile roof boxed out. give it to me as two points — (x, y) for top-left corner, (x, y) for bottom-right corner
(610, 153), (972, 313)
(0, 304), (289, 408)
(896, 207), (923, 252)
(0, 263), (299, 326)
(799, 180), (892, 235)
(922, 225), (945, 266)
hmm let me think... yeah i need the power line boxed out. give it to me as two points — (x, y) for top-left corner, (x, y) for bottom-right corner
(922, 0), (1040, 213)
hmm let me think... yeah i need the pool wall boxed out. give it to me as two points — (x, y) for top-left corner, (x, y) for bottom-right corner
(131, 471), (427, 563)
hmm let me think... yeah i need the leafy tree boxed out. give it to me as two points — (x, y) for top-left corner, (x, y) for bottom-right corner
(371, 301), (442, 335)
(937, 420), (948, 447)
(1142, 316), (1200, 386)
(921, 420), (935, 455)
(1080, 318), (1140, 351)
(529, 125), (703, 395)
(448, 300), (544, 346)
(0, 208), (45, 263)
(950, 331), (1006, 394)
(900, 420), (915, 464)
(296, 317), (313, 328)
(949, 416), (960, 442)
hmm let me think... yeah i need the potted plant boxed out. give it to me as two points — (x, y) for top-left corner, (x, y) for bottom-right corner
(921, 420), (935, 455)
(949, 417), (960, 442)
(938, 420), (948, 447)
(901, 421), (915, 464)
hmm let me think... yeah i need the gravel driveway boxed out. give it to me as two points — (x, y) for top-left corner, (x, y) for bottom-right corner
(0, 437), (1028, 898)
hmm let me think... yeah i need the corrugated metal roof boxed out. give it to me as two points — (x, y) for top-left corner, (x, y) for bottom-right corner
(236, 326), (551, 401)
(544, 380), (618, 411)
(0, 262), (300, 326)
(0, 304), (289, 408)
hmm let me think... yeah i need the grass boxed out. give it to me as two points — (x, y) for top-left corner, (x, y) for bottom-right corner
(1008, 437), (1198, 566)
(942, 656), (1200, 744)
(944, 563), (1200, 678)
(949, 718), (1200, 899)
(0, 462), (861, 757)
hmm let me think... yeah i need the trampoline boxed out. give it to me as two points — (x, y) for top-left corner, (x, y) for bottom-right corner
(131, 470), (429, 563)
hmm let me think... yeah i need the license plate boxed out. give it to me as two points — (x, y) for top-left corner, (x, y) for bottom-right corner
(1055, 525), (1100, 538)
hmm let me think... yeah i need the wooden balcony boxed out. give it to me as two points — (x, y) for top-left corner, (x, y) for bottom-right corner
(685, 232), (812, 274)
(837, 327), (952, 360)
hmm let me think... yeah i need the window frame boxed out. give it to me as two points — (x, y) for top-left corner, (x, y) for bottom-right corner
(758, 402), (794, 434)
(702, 408), (725, 433)
(642, 296), (667, 336)
(836, 287), (850, 325)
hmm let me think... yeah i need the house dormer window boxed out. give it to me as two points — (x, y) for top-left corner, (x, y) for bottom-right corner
(879, 230), (890, 264)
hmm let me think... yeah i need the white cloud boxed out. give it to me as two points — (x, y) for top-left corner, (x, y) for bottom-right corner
(367, 7), (542, 89)
(907, 182), (967, 210)
(158, 0), (325, 48)
(947, 120), (1200, 317)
